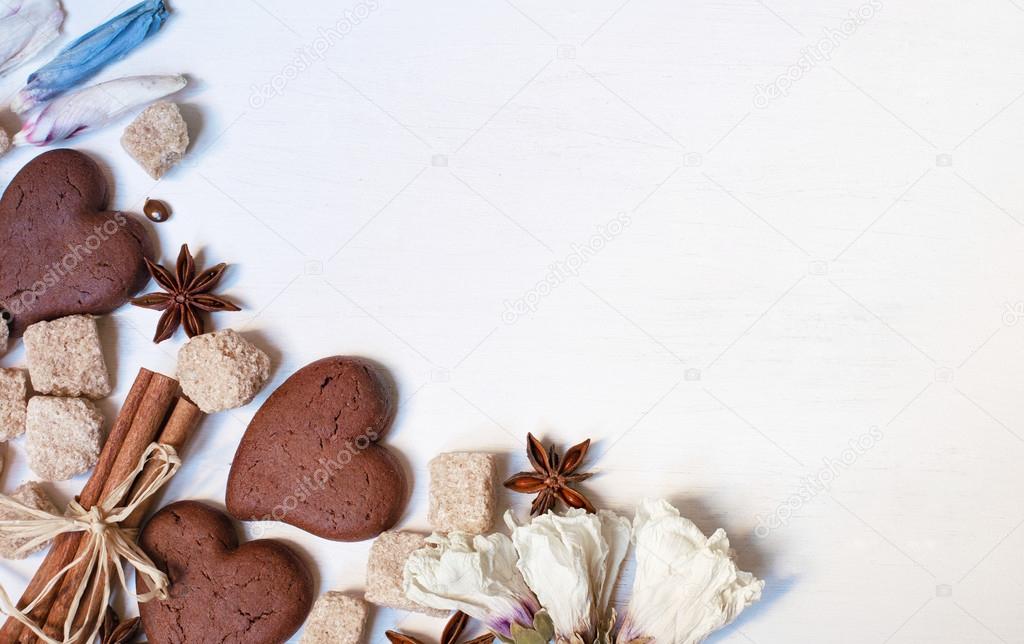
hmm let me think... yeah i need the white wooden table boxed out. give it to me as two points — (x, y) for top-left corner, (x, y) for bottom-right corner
(2, 1), (1023, 641)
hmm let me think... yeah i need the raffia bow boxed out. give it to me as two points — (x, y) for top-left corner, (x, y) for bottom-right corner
(0, 442), (181, 644)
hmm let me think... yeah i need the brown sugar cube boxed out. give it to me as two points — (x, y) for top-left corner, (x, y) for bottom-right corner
(0, 129), (9, 157)
(429, 452), (496, 534)
(26, 396), (104, 481)
(0, 400), (27, 442)
(300, 592), (367, 644)
(0, 318), (7, 353)
(177, 329), (270, 413)
(24, 315), (111, 399)
(0, 369), (29, 441)
(365, 531), (449, 617)
(0, 481), (59, 559)
(0, 368), (28, 400)
(121, 102), (189, 179)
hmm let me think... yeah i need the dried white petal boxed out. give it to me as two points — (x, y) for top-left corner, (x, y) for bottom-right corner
(617, 499), (764, 644)
(14, 74), (187, 146)
(404, 531), (541, 640)
(506, 509), (631, 642)
(0, 0), (63, 77)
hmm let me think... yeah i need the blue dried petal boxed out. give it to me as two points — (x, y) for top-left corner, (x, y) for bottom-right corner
(12, 0), (169, 114)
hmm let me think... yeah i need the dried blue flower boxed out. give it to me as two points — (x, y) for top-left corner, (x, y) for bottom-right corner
(12, 0), (170, 114)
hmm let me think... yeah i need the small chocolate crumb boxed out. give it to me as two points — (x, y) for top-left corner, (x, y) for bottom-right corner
(143, 199), (171, 222)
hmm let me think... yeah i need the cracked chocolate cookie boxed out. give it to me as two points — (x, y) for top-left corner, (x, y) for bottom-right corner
(226, 356), (408, 541)
(0, 149), (152, 336)
(137, 501), (314, 644)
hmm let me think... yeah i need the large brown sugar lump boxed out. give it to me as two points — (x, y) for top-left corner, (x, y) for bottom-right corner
(26, 396), (104, 481)
(299, 592), (368, 644)
(226, 357), (408, 541)
(0, 149), (151, 337)
(24, 315), (111, 399)
(177, 329), (270, 413)
(121, 102), (189, 179)
(429, 452), (497, 534)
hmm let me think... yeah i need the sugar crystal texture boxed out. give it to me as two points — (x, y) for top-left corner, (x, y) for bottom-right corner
(299, 592), (367, 644)
(177, 329), (270, 413)
(0, 368), (28, 400)
(0, 369), (29, 441)
(121, 101), (189, 179)
(26, 396), (103, 481)
(429, 452), (496, 534)
(24, 315), (110, 399)
(0, 401), (27, 442)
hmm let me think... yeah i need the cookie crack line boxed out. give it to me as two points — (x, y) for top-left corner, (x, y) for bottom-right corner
(226, 357), (406, 541)
(139, 501), (313, 643)
(0, 149), (151, 335)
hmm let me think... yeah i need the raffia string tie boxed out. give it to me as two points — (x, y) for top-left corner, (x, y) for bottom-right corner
(0, 442), (181, 644)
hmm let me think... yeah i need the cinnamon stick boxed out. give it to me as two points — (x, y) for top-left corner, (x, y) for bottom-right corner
(125, 397), (204, 528)
(31, 372), (178, 644)
(0, 368), (154, 643)
(67, 397), (205, 641)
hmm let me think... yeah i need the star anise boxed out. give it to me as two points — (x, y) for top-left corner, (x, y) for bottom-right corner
(98, 605), (141, 644)
(504, 433), (596, 516)
(130, 244), (240, 343)
(386, 611), (495, 644)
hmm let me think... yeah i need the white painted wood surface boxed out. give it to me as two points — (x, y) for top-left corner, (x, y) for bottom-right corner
(1, 1), (1023, 642)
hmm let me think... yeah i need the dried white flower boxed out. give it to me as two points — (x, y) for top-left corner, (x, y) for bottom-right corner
(14, 74), (186, 146)
(404, 531), (541, 640)
(506, 508), (631, 643)
(0, 0), (63, 77)
(616, 499), (764, 644)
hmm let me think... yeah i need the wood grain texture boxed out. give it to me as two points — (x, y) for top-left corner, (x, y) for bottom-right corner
(1, 1), (1023, 643)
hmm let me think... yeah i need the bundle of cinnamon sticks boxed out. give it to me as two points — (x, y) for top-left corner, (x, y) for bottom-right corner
(1, 368), (205, 644)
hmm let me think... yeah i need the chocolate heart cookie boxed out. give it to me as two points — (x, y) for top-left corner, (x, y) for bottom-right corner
(137, 501), (314, 644)
(0, 149), (152, 336)
(226, 357), (408, 541)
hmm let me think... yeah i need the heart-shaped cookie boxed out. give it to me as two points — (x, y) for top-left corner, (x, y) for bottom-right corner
(138, 501), (314, 644)
(226, 356), (408, 541)
(0, 149), (152, 336)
